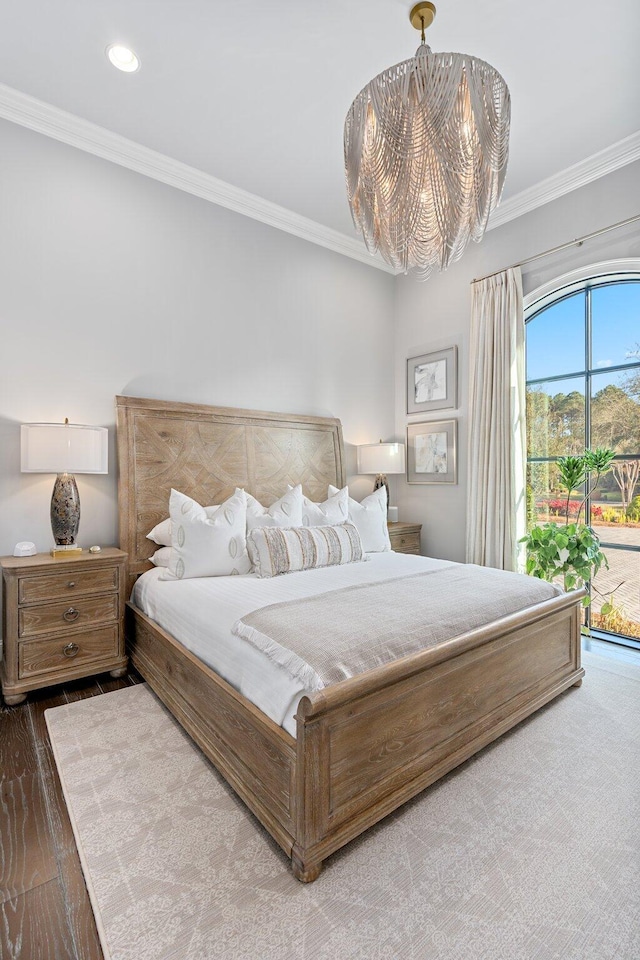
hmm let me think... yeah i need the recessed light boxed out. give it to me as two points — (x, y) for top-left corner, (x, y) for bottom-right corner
(106, 44), (140, 73)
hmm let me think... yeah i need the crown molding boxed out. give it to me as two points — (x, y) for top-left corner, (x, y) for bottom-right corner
(489, 131), (640, 231)
(0, 82), (393, 275)
(1, 82), (638, 272)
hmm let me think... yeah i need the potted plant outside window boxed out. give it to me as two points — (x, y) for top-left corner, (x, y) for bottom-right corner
(521, 448), (616, 604)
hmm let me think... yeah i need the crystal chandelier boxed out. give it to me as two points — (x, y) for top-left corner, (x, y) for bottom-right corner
(344, 2), (510, 279)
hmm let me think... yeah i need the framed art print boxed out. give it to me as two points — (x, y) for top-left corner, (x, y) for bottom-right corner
(407, 420), (457, 484)
(407, 346), (457, 414)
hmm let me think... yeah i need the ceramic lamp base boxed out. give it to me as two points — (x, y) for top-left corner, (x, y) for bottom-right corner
(50, 473), (81, 547)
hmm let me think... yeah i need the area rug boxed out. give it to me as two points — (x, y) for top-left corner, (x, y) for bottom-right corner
(45, 651), (640, 960)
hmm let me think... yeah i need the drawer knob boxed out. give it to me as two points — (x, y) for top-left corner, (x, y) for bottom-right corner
(67, 581), (76, 589)
(63, 607), (80, 622)
(63, 642), (80, 658)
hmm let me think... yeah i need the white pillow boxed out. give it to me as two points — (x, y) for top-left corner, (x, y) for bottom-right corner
(328, 485), (391, 553)
(146, 517), (172, 546)
(246, 484), (303, 530)
(149, 546), (172, 567)
(161, 488), (251, 580)
(287, 485), (349, 527)
(248, 522), (365, 578)
(147, 502), (222, 546)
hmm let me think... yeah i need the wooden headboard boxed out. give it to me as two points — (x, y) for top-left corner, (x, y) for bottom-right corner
(116, 395), (346, 587)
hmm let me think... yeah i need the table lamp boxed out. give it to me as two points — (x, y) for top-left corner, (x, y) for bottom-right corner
(357, 441), (406, 514)
(21, 419), (108, 557)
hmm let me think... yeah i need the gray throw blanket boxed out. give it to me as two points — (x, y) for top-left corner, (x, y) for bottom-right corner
(232, 565), (562, 692)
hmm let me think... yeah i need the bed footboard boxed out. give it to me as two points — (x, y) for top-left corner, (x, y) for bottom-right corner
(291, 589), (584, 881)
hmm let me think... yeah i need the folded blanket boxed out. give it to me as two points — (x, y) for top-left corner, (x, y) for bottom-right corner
(232, 565), (562, 692)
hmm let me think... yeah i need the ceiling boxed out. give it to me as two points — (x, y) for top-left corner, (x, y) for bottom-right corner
(1, 0), (639, 245)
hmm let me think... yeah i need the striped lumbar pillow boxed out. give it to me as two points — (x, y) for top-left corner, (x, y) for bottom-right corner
(247, 522), (365, 578)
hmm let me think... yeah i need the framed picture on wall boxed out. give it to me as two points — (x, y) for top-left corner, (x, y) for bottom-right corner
(406, 419), (457, 484)
(407, 346), (457, 414)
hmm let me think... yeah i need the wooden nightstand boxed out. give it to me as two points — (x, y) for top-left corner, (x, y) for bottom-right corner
(387, 521), (422, 555)
(1, 548), (128, 705)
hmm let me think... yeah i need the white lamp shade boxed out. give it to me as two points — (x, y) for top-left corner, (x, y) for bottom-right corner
(21, 423), (108, 474)
(357, 442), (405, 475)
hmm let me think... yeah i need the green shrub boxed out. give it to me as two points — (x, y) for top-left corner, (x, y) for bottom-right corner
(522, 522), (608, 601)
(626, 496), (640, 522)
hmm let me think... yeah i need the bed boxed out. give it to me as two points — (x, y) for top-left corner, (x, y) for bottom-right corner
(116, 394), (585, 882)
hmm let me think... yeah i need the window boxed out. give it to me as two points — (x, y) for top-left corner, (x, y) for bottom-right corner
(525, 277), (640, 645)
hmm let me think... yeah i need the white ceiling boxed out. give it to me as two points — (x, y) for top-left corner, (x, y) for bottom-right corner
(1, 0), (639, 243)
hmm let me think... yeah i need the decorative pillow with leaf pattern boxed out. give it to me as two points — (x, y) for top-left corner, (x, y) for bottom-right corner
(161, 488), (251, 580)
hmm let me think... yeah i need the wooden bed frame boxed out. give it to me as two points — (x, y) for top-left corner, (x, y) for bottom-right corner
(116, 394), (585, 882)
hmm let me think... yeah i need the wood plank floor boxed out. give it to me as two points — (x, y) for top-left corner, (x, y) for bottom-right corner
(0, 669), (141, 960)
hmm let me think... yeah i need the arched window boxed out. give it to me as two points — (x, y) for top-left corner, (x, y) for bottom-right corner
(525, 275), (640, 645)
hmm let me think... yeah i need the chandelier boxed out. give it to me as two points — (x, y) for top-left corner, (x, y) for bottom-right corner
(344, 2), (510, 279)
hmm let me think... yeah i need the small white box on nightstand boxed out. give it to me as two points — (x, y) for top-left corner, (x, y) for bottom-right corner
(13, 541), (36, 557)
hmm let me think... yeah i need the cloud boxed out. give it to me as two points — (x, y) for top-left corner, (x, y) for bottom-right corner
(595, 359), (613, 368)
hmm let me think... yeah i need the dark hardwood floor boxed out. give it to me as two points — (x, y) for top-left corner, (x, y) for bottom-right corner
(1, 669), (141, 960)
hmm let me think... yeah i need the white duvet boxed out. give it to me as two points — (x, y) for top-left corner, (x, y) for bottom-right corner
(132, 552), (455, 736)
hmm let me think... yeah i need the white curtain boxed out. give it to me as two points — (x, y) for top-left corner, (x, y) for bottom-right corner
(466, 266), (526, 571)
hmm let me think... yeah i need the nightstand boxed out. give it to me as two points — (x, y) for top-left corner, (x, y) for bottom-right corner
(1, 548), (128, 705)
(387, 521), (422, 555)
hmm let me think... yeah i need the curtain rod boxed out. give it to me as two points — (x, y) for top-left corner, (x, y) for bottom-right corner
(472, 212), (640, 284)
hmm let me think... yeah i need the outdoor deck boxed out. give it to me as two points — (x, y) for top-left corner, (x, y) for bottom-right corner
(591, 523), (639, 631)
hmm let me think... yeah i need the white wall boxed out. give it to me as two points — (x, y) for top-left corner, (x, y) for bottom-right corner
(393, 159), (640, 562)
(0, 120), (396, 557)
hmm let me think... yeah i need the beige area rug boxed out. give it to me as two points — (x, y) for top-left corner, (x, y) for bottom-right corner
(46, 651), (640, 960)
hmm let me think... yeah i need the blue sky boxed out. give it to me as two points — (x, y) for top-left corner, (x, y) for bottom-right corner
(526, 281), (640, 384)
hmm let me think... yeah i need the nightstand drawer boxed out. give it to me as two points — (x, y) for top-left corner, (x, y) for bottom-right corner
(18, 595), (119, 639)
(18, 626), (120, 679)
(387, 522), (422, 555)
(393, 533), (421, 553)
(18, 567), (118, 604)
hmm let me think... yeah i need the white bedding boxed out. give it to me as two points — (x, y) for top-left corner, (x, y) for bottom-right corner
(132, 552), (455, 736)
